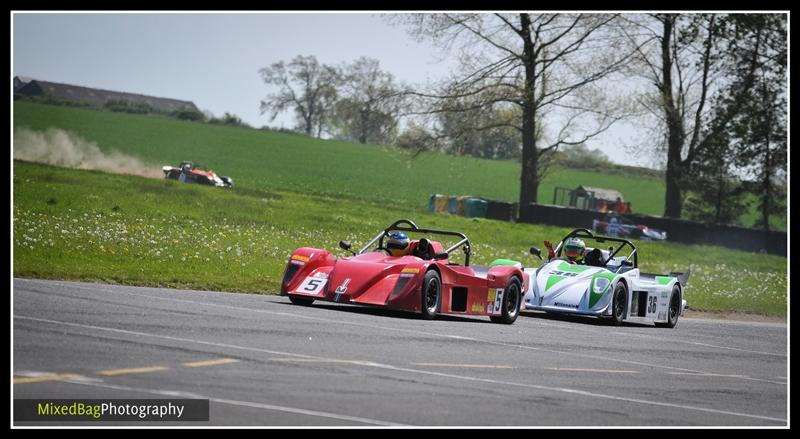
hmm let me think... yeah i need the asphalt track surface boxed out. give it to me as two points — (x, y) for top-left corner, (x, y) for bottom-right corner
(13, 278), (788, 427)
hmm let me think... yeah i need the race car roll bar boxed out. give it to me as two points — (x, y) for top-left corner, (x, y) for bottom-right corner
(358, 219), (472, 266)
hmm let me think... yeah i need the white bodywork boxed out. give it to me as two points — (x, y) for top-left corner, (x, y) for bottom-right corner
(523, 255), (687, 325)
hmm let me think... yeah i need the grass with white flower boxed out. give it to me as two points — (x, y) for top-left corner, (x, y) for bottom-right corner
(13, 160), (786, 317)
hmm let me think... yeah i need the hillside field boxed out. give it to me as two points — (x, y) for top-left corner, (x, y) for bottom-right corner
(14, 101), (672, 216)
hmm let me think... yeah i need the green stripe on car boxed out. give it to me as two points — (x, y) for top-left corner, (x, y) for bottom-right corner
(656, 276), (673, 285)
(557, 262), (592, 273)
(588, 273), (616, 308)
(546, 275), (567, 291)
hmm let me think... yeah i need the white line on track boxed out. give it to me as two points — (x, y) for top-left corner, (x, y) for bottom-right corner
(519, 313), (786, 358)
(14, 315), (787, 424)
(25, 281), (783, 385)
(51, 378), (402, 426)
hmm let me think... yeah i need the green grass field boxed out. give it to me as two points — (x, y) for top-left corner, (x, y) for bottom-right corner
(14, 101), (673, 216)
(15, 101), (785, 230)
(13, 160), (787, 316)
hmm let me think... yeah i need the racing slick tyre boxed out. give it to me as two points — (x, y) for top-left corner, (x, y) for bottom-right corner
(289, 295), (315, 306)
(420, 270), (441, 320)
(609, 282), (627, 326)
(655, 285), (681, 328)
(490, 276), (522, 324)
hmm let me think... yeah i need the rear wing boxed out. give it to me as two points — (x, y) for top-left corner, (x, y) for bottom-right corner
(669, 269), (691, 287)
(639, 268), (691, 287)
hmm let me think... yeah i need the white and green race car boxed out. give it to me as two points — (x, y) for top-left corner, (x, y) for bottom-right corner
(522, 228), (689, 328)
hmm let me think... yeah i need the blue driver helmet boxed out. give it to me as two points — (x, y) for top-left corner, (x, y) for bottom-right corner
(386, 232), (410, 257)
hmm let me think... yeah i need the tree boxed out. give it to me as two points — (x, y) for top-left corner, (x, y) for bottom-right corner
(727, 15), (787, 230)
(558, 142), (609, 165)
(620, 14), (773, 218)
(435, 96), (521, 160)
(331, 57), (405, 145)
(394, 14), (635, 206)
(259, 55), (339, 137)
(683, 130), (750, 225)
(209, 112), (250, 128)
(394, 122), (438, 152)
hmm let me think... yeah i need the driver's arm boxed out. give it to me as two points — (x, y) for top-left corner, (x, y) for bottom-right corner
(544, 240), (557, 260)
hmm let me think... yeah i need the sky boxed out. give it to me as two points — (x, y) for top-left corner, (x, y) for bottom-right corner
(12, 12), (653, 167)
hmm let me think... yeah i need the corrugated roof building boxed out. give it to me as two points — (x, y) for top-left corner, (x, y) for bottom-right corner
(15, 77), (198, 113)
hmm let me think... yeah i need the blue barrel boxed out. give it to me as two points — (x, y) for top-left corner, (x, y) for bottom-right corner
(428, 194), (443, 212)
(447, 196), (459, 214)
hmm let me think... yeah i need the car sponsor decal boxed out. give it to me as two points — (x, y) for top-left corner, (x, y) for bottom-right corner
(553, 301), (579, 309)
(335, 278), (350, 294)
(334, 278), (351, 302)
(296, 276), (327, 295)
(471, 302), (485, 313)
(291, 255), (310, 262)
(401, 268), (420, 274)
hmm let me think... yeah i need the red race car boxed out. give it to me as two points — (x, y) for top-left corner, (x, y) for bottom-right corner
(280, 219), (527, 324)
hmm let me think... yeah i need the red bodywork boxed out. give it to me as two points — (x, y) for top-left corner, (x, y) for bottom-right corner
(280, 241), (528, 320)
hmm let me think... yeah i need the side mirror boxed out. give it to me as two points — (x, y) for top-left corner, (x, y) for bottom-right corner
(433, 252), (449, 260)
(530, 246), (543, 260)
(339, 240), (356, 256)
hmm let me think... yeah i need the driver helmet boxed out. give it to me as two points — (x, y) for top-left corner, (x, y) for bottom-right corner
(564, 237), (586, 263)
(386, 232), (410, 257)
(182, 164), (192, 173)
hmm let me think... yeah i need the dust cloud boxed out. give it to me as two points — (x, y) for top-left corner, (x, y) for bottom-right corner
(13, 127), (162, 179)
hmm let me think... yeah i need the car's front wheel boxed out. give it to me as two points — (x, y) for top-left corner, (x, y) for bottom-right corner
(655, 285), (681, 328)
(420, 270), (441, 320)
(609, 282), (627, 326)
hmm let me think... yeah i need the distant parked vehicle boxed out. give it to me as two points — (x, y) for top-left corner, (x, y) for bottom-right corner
(162, 161), (233, 188)
(592, 213), (667, 241)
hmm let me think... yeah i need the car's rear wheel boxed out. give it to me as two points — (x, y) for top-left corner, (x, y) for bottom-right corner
(655, 285), (681, 328)
(420, 270), (441, 320)
(609, 282), (627, 326)
(289, 295), (315, 306)
(490, 276), (522, 324)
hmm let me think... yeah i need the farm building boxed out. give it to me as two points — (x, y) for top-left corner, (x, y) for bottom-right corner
(14, 76), (199, 113)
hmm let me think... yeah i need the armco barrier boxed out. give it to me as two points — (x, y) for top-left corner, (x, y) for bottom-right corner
(486, 200), (516, 221)
(518, 203), (786, 256)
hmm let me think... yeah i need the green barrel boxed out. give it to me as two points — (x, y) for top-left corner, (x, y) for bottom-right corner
(464, 198), (488, 218)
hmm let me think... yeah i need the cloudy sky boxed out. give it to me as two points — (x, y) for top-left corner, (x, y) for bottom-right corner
(13, 12), (651, 167)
